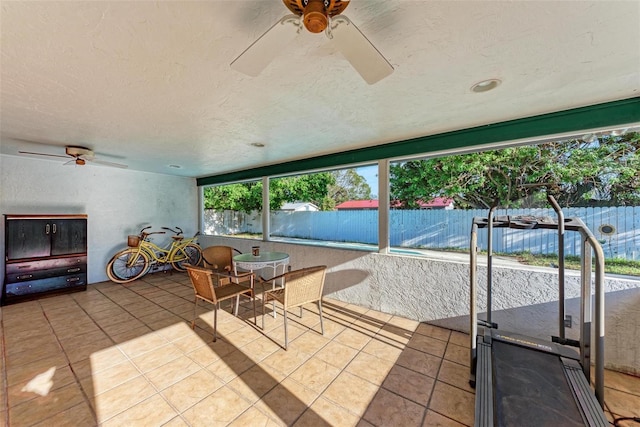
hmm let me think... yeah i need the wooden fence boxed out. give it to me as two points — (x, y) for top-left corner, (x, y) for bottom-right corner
(203, 206), (640, 260)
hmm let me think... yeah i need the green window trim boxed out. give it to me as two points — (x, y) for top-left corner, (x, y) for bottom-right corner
(197, 97), (640, 187)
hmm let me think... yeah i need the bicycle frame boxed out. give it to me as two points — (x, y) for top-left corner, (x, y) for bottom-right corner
(129, 234), (197, 266)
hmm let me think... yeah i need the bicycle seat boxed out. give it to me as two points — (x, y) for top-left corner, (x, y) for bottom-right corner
(172, 236), (184, 241)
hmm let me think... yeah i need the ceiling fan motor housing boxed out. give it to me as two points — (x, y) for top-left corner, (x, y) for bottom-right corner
(303, 0), (328, 33)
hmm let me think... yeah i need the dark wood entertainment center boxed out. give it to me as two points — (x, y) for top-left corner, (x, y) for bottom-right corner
(3, 214), (88, 305)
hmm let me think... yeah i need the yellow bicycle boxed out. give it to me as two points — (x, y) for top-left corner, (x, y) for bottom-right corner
(106, 226), (202, 284)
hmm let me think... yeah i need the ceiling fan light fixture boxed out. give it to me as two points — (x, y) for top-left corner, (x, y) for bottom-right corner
(303, 0), (328, 33)
(471, 79), (501, 93)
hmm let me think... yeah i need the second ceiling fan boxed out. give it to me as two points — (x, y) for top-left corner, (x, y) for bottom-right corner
(231, 0), (394, 85)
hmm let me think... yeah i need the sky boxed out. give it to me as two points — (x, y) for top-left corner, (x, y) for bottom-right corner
(356, 165), (378, 199)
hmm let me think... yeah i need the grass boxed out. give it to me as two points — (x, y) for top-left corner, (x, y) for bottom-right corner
(513, 252), (640, 277)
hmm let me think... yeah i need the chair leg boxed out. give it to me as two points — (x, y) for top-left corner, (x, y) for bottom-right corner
(262, 294), (266, 330)
(318, 299), (324, 336)
(284, 309), (289, 350)
(213, 305), (218, 342)
(191, 297), (198, 329)
(252, 291), (257, 325)
(234, 295), (240, 316)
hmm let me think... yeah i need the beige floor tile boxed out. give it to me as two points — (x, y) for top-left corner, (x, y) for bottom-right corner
(422, 410), (467, 427)
(70, 346), (128, 379)
(254, 378), (319, 426)
(228, 407), (281, 427)
(117, 332), (169, 358)
(387, 315), (420, 332)
(295, 396), (360, 427)
(171, 329), (214, 353)
(92, 376), (156, 422)
(109, 324), (154, 344)
(100, 318), (146, 337)
(383, 364), (435, 406)
(161, 368), (224, 413)
(376, 323), (413, 346)
(427, 381), (475, 426)
(32, 401), (97, 427)
(8, 382), (86, 426)
(443, 342), (469, 367)
(5, 355), (69, 388)
(363, 388), (426, 427)
(207, 350), (257, 383)
(241, 335), (281, 363)
(448, 331), (471, 348)
(227, 364), (285, 404)
(333, 327), (373, 350)
(80, 360), (141, 396)
(605, 387), (640, 418)
(261, 347), (313, 377)
(415, 323), (452, 342)
(58, 329), (110, 351)
(161, 415), (191, 427)
(314, 340), (359, 370)
(322, 371), (379, 417)
(361, 336), (404, 363)
(145, 356), (201, 391)
(102, 394), (177, 427)
(407, 333), (448, 358)
(6, 341), (64, 369)
(345, 351), (394, 386)
(7, 364), (77, 408)
(289, 357), (341, 393)
(182, 386), (251, 426)
(187, 340), (234, 367)
(65, 336), (116, 364)
(396, 347), (442, 378)
(437, 360), (474, 393)
(289, 330), (330, 355)
(604, 369), (640, 397)
(131, 343), (183, 373)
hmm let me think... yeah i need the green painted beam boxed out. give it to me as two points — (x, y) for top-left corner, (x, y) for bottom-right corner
(197, 97), (640, 186)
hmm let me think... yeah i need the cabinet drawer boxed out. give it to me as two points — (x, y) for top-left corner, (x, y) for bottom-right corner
(5, 264), (87, 283)
(6, 256), (87, 275)
(4, 274), (87, 297)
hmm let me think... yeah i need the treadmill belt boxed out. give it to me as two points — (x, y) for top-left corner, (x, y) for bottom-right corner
(493, 340), (584, 427)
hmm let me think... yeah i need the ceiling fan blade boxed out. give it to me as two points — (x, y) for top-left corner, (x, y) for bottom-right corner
(329, 16), (394, 85)
(86, 158), (128, 169)
(18, 151), (69, 159)
(231, 14), (301, 77)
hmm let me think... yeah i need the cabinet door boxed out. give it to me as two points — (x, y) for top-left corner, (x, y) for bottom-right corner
(6, 219), (51, 260)
(51, 219), (87, 256)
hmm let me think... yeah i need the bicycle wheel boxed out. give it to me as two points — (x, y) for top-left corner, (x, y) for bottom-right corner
(171, 244), (202, 272)
(106, 248), (150, 283)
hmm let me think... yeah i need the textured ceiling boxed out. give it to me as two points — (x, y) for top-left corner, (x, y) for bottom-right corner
(1, 1), (639, 178)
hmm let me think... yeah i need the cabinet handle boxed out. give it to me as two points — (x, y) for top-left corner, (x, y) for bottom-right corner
(46, 224), (50, 234)
(53, 223), (57, 234)
(67, 277), (80, 282)
(67, 268), (81, 273)
(17, 274), (33, 280)
(17, 265), (31, 269)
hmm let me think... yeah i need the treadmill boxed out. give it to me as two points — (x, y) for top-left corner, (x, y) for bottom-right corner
(469, 195), (607, 427)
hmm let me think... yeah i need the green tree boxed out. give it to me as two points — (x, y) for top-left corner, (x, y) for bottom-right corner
(390, 132), (640, 209)
(327, 169), (372, 205)
(204, 173), (335, 213)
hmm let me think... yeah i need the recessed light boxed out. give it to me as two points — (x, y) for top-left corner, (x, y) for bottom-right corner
(251, 142), (265, 148)
(471, 79), (501, 93)
(168, 164), (182, 169)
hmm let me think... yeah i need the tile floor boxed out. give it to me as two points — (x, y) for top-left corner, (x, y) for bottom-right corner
(0, 271), (638, 426)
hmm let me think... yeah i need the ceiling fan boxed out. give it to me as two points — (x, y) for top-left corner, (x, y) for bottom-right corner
(230, 0), (394, 85)
(18, 146), (128, 168)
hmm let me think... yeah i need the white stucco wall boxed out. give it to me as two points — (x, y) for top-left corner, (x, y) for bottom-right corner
(200, 235), (640, 375)
(0, 155), (198, 284)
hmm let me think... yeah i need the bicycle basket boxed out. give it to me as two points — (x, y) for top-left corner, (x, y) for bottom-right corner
(127, 235), (141, 247)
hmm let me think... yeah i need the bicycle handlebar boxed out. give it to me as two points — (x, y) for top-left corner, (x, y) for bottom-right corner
(161, 226), (184, 235)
